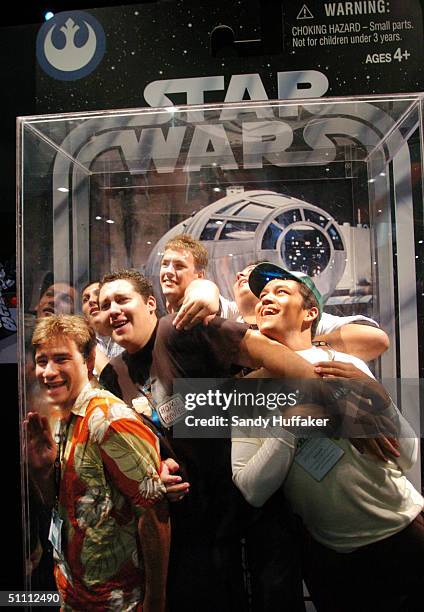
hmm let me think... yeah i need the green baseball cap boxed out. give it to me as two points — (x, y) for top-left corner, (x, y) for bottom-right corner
(248, 262), (323, 318)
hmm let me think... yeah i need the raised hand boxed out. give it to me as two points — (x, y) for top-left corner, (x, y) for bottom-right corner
(314, 361), (399, 461)
(350, 436), (400, 462)
(25, 412), (57, 473)
(173, 279), (219, 330)
(314, 360), (371, 379)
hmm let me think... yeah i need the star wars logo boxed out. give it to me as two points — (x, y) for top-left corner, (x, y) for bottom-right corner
(82, 71), (331, 173)
(143, 72), (329, 114)
(56, 74), (402, 180)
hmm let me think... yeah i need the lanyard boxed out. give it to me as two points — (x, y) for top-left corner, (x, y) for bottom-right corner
(138, 379), (162, 428)
(53, 418), (71, 509)
(312, 340), (336, 361)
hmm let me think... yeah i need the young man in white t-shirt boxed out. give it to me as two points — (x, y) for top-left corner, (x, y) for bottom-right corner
(220, 261), (389, 362)
(231, 262), (424, 612)
(168, 248), (390, 363)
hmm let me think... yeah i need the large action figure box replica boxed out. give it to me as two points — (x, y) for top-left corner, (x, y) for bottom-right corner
(17, 94), (424, 594)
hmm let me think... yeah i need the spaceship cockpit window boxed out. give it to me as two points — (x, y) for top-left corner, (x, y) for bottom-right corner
(220, 220), (259, 240)
(303, 209), (328, 229)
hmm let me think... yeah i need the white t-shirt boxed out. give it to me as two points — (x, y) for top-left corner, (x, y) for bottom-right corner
(232, 346), (423, 552)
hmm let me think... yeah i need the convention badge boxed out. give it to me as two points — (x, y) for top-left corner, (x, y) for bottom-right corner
(156, 394), (187, 429)
(48, 508), (63, 555)
(294, 438), (344, 482)
(132, 395), (152, 417)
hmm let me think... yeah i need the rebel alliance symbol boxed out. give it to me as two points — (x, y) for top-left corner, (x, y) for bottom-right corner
(44, 18), (96, 72)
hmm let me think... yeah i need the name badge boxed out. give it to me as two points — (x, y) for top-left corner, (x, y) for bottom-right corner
(294, 438), (344, 481)
(132, 395), (152, 417)
(48, 508), (63, 555)
(156, 394), (187, 428)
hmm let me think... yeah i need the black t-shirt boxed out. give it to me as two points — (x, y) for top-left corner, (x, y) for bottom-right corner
(98, 324), (180, 462)
(151, 315), (250, 537)
(151, 314), (249, 401)
(99, 325), (157, 397)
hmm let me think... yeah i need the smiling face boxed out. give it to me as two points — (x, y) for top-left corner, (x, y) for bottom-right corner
(255, 279), (319, 346)
(35, 336), (91, 412)
(98, 279), (157, 353)
(160, 248), (204, 309)
(232, 264), (259, 316)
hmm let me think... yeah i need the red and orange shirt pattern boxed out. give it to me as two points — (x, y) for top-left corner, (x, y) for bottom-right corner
(54, 383), (165, 611)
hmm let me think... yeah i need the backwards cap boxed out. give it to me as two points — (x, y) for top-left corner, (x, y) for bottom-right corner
(248, 262), (323, 317)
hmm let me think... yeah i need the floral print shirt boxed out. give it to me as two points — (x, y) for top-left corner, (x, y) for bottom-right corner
(53, 382), (165, 611)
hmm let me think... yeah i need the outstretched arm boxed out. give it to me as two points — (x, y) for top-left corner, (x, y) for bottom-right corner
(232, 433), (296, 507)
(314, 323), (389, 361)
(239, 329), (318, 378)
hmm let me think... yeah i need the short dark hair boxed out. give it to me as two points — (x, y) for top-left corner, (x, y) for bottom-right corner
(99, 269), (154, 303)
(297, 282), (320, 338)
(81, 280), (99, 295)
(32, 314), (96, 360)
(164, 234), (208, 271)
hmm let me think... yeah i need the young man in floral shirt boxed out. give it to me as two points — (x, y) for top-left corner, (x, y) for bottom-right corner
(26, 314), (167, 611)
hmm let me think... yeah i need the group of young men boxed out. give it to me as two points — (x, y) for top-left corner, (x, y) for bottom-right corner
(26, 235), (424, 611)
